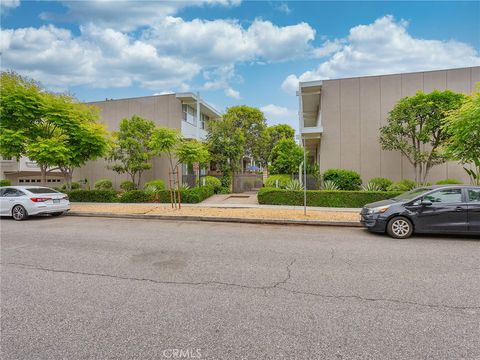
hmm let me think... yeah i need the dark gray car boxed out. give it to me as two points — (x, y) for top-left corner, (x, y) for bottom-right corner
(360, 185), (480, 239)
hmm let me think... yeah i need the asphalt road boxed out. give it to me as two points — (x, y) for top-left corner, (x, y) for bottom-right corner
(1, 216), (479, 360)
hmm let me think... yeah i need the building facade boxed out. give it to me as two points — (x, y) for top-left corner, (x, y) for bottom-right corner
(298, 66), (480, 183)
(1, 93), (220, 188)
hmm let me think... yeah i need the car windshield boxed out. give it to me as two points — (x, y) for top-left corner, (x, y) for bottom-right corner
(26, 188), (59, 194)
(393, 188), (431, 201)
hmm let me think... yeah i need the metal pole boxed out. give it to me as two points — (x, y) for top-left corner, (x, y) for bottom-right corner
(196, 91), (201, 140)
(303, 136), (307, 215)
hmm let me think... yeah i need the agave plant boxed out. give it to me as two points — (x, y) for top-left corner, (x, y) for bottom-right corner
(362, 181), (383, 192)
(322, 180), (339, 190)
(285, 179), (303, 191)
(179, 183), (191, 192)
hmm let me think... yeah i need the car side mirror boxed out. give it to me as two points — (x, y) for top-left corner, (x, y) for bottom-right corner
(421, 199), (432, 206)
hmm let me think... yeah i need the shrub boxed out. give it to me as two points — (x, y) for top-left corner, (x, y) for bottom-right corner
(143, 179), (166, 192)
(264, 174), (292, 188)
(120, 190), (153, 203)
(94, 179), (113, 190)
(436, 178), (463, 185)
(198, 176), (222, 193)
(182, 185), (215, 203)
(219, 186), (231, 194)
(285, 179), (303, 191)
(62, 181), (81, 191)
(0, 179), (11, 186)
(120, 180), (136, 191)
(322, 180), (339, 190)
(323, 169), (362, 190)
(387, 179), (417, 192)
(68, 189), (118, 202)
(362, 182), (383, 192)
(258, 188), (402, 208)
(368, 177), (393, 191)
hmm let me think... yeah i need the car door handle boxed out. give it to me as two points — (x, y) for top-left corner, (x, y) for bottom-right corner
(455, 206), (465, 212)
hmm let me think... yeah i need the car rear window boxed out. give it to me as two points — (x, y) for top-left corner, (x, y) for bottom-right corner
(26, 188), (60, 194)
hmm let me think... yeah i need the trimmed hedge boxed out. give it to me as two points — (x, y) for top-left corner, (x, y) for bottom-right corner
(323, 169), (362, 190)
(119, 186), (215, 204)
(0, 179), (11, 186)
(258, 187), (402, 208)
(68, 189), (118, 202)
(94, 179), (113, 190)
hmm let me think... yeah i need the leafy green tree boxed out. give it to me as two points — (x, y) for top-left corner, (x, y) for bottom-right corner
(149, 127), (182, 177)
(265, 124), (295, 165)
(269, 138), (304, 175)
(443, 87), (480, 184)
(379, 90), (466, 184)
(176, 140), (210, 167)
(0, 72), (109, 187)
(108, 115), (155, 188)
(223, 105), (267, 165)
(206, 117), (245, 187)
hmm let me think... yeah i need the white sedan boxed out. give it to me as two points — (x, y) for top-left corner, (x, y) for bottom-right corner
(0, 186), (70, 220)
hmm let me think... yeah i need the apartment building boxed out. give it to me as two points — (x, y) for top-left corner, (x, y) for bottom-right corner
(1, 93), (220, 187)
(298, 66), (480, 183)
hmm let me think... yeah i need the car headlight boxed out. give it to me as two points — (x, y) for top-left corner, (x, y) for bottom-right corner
(367, 205), (390, 214)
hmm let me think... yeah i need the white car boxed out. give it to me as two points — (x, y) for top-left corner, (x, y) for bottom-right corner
(0, 186), (70, 220)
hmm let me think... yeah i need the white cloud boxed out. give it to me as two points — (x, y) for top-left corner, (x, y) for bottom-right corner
(260, 104), (296, 126)
(41, 0), (242, 32)
(1, 0), (20, 10)
(282, 15), (480, 93)
(1, 16), (317, 93)
(276, 3), (291, 14)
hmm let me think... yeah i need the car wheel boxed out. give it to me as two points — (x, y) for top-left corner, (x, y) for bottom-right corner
(387, 217), (413, 239)
(51, 212), (64, 217)
(12, 205), (28, 221)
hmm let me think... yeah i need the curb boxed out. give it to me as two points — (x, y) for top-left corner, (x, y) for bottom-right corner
(67, 212), (362, 228)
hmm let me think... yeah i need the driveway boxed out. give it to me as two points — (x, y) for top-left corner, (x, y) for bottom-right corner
(1, 217), (479, 359)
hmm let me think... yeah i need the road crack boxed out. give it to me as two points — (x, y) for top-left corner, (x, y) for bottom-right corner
(3, 261), (479, 312)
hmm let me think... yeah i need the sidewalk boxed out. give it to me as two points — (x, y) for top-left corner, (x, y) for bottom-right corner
(69, 202), (362, 227)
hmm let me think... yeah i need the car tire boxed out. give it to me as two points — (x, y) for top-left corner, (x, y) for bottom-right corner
(12, 205), (28, 221)
(51, 212), (64, 217)
(387, 216), (413, 239)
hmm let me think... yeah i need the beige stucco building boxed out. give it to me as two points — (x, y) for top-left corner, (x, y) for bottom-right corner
(1, 93), (220, 188)
(299, 66), (480, 184)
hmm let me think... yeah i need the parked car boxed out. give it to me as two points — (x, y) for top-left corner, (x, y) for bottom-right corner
(0, 186), (70, 221)
(361, 185), (480, 239)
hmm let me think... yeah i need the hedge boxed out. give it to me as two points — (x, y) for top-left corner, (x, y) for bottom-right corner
(68, 189), (118, 202)
(119, 186), (215, 204)
(258, 188), (403, 208)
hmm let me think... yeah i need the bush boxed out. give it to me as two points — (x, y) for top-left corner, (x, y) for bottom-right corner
(198, 176), (222, 193)
(0, 179), (11, 186)
(68, 189), (118, 202)
(436, 178), (463, 185)
(264, 174), (292, 188)
(368, 177), (393, 191)
(120, 190), (153, 203)
(323, 169), (362, 190)
(285, 179), (303, 190)
(387, 179), (417, 192)
(62, 181), (81, 191)
(258, 188), (402, 208)
(120, 180), (136, 191)
(143, 179), (166, 192)
(94, 179), (113, 190)
(219, 186), (231, 194)
(182, 185), (215, 203)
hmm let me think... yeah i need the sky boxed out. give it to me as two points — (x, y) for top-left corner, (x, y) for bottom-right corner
(1, 0), (479, 130)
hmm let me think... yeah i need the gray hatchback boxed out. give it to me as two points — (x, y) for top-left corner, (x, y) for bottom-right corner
(360, 185), (480, 239)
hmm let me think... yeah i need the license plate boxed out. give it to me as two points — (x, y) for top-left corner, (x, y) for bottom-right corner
(53, 199), (60, 204)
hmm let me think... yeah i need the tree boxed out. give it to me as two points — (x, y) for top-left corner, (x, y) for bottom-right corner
(108, 115), (155, 188)
(223, 106), (267, 165)
(443, 88), (480, 184)
(269, 138), (304, 175)
(265, 124), (295, 163)
(0, 71), (109, 186)
(176, 140), (210, 167)
(206, 117), (245, 187)
(379, 90), (466, 184)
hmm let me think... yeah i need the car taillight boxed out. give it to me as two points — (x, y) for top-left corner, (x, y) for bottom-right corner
(30, 197), (51, 202)
(62, 195), (69, 201)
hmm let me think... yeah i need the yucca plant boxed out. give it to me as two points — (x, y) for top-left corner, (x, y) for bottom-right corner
(322, 180), (339, 190)
(285, 179), (303, 191)
(179, 183), (191, 192)
(362, 181), (383, 192)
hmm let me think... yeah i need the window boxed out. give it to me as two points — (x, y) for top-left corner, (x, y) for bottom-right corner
(467, 189), (480, 203)
(1, 188), (24, 197)
(201, 114), (209, 130)
(26, 188), (59, 194)
(424, 188), (462, 204)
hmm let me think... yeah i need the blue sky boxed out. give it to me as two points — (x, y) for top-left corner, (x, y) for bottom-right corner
(1, 1), (479, 130)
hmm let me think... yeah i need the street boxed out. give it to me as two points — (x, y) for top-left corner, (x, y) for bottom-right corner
(1, 216), (479, 359)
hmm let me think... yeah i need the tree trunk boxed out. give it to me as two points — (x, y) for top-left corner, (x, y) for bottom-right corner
(137, 171), (142, 189)
(40, 164), (47, 187)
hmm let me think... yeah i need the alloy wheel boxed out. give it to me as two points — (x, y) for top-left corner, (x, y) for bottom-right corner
(12, 205), (26, 221)
(391, 219), (410, 237)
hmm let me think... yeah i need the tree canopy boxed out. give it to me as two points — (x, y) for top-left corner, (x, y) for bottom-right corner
(443, 87), (480, 184)
(379, 90), (466, 184)
(269, 138), (304, 175)
(0, 71), (109, 188)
